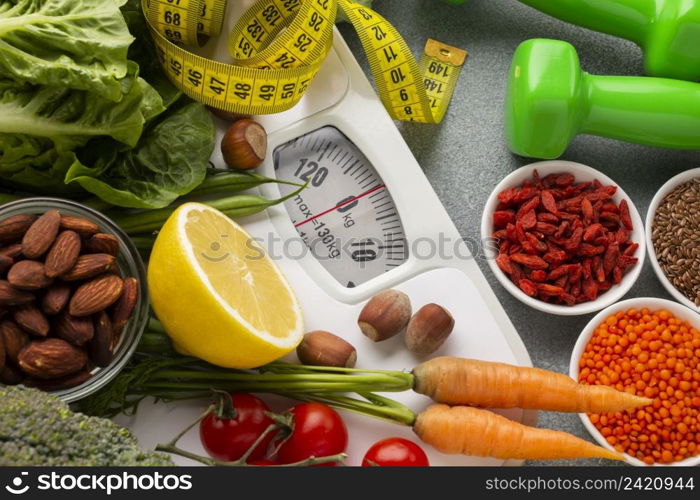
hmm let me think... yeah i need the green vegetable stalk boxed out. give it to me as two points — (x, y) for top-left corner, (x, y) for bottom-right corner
(108, 176), (307, 235)
(80, 327), (416, 427)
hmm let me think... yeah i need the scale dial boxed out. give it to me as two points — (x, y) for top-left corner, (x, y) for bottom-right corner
(274, 126), (408, 288)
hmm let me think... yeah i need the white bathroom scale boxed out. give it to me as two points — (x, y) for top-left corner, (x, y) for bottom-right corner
(119, 0), (534, 466)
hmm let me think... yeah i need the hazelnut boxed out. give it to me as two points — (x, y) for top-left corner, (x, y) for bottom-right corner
(221, 118), (267, 170)
(297, 330), (357, 368)
(358, 289), (411, 342)
(405, 303), (455, 356)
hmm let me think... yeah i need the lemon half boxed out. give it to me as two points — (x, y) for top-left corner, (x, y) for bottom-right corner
(148, 203), (303, 368)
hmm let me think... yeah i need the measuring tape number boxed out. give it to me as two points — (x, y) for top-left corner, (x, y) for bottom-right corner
(143, 0), (468, 123)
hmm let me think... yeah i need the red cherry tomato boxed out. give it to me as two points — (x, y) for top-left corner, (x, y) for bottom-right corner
(199, 393), (274, 462)
(276, 402), (348, 466)
(362, 438), (430, 466)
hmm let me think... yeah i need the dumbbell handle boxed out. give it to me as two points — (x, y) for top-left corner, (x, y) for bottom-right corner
(579, 74), (700, 149)
(515, 0), (649, 45)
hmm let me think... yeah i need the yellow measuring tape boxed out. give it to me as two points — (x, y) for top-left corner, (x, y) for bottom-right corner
(143, 0), (467, 123)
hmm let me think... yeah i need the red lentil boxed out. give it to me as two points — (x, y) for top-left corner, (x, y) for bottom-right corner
(579, 308), (700, 464)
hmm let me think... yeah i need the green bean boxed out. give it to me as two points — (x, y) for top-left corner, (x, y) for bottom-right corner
(190, 170), (301, 197)
(113, 182), (306, 234)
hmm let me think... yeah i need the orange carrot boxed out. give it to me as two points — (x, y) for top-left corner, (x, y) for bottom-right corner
(414, 404), (623, 461)
(413, 357), (651, 413)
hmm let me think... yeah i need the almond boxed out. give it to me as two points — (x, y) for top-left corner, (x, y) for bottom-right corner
(14, 304), (50, 337)
(22, 209), (61, 258)
(45, 230), (81, 278)
(89, 310), (114, 367)
(84, 233), (119, 256)
(59, 253), (115, 281)
(0, 243), (23, 259)
(69, 274), (123, 317)
(60, 215), (99, 236)
(53, 311), (94, 345)
(0, 320), (29, 362)
(0, 214), (37, 243)
(0, 363), (24, 385)
(0, 254), (12, 275)
(0, 327), (4, 372)
(41, 282), (72, 315)
(7, 260), (52, 290)
(0, 280), (34, 306)
(18, 338), (87, 379)
(25, 369), (92, 391)
(111, 277), (138, 332)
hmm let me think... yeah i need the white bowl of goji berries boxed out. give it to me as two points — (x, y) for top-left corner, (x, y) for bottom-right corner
(481, 161), (645, 316)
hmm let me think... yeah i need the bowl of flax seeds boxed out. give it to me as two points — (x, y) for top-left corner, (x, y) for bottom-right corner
(646, 168), (700, 312)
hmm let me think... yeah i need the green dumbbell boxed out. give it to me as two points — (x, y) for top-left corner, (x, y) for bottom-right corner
(440, 0), (700, 81)
(505, 39), (700, 159)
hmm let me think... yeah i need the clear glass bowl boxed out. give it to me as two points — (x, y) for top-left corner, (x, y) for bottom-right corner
(0, 197), (148, 403)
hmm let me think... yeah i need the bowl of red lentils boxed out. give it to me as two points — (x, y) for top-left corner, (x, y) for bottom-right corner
(482, 161), (645, 316)
(570, 297), (700, 466)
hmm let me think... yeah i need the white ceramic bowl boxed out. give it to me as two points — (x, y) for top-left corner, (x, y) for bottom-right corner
(645, 168), (700, 314)
(569, 297), (700, 467)
(481, 161), (645, 316)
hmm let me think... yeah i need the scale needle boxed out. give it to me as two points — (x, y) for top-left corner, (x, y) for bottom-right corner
(294, 184), (386, 228)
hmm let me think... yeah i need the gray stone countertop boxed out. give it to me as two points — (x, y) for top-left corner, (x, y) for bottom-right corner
(338, 0), (700, 466)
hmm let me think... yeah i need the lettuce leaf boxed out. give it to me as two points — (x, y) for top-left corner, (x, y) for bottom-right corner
(0, 0), (133, 100)
(65, 101), (214, 208)
(0, 62), (163, 149)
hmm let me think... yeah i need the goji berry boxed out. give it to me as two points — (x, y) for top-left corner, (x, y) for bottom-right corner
(623, 243), (639, 256)
(493, 210), (515, 228)
(615, 228), (630, 245)
(613, 266), (623, 284)
(581, 197), (594, 223)
(530, 270), (547, 282)
(583, 278), (598, 301)
(512, 187), (539, 204)
(518, 279), (538, 297)
(583, 223), (603, 242)
(519, 209), (537, 230)
(541, 190), (558, 214)
(619, 199), (633, 230)
(564, 227), (583, 251)
(497, 188), (517, 206)
(554, 173), (575, 187)
(594, 256), (605, 282)
(492, 229), (508, 240)
(554, 221), (570, 239)
(543, 250), (567, 264)
(538, 283), (566, 297)
(578, 244), (605, 257)
(496, 253), (513, 275)
(510, 253), (548, 269)
(535, 222), (557, 235)
(603, 243), (619, 275)
(517, 196), (541, 217)
(526, 233), (548, 253)
(537, 212), (559, 223)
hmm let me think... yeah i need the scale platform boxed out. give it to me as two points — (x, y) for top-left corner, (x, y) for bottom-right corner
(119, 1), (533, 466)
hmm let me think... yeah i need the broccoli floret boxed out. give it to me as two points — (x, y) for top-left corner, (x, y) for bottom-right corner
(0, 386), (173, 466)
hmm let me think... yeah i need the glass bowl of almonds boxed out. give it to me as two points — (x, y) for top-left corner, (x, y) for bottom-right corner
(0, 198), (148, 403)
(646, 168), (700, 313)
